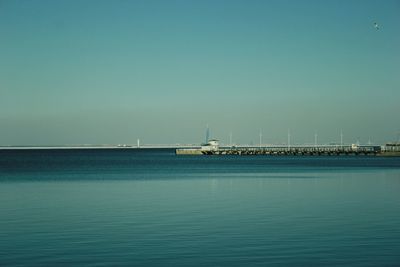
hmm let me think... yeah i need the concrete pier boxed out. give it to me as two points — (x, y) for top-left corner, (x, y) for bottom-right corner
(176, 145), (385, 156)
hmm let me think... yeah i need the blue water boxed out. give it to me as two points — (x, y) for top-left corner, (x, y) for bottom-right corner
(1, 149), (400, 266)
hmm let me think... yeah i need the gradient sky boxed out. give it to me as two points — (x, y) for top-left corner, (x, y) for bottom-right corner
(1, 0), (399, 145)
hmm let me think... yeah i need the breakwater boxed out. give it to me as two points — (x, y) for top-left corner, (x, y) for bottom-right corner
(176, 145), (391, 156)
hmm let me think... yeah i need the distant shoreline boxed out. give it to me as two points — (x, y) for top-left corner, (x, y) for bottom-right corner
(0, 145), (195, 150)
(1, 145), (399, 157)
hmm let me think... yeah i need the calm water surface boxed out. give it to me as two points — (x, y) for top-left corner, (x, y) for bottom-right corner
(1, 149), (400, 266)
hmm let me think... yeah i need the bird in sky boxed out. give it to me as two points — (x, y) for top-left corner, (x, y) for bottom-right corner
(374, 22), (380, 30)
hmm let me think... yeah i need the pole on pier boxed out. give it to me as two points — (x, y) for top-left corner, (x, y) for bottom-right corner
(205, 124), (210, 143)
(259, 130), (262, 148)
(137, 139), (140, 148)
(314, 132), (318, 148)
(340, 130), (343, 149)
(288, 129), (291, 150)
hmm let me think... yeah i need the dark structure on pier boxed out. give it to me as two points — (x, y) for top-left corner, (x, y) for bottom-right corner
(202, 145), (381, 156)
(176, 144), (383, 156)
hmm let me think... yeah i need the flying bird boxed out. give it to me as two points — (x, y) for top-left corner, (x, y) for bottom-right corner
(374, 22), (379, 30)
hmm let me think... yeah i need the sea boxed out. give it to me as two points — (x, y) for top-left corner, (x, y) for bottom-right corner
(0, 148), (400, 266)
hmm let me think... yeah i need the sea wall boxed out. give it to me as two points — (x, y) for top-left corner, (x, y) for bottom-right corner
(175, 146), (388, 156)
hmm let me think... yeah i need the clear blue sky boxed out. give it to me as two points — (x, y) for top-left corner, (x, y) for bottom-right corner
(1, 0), (399, 145)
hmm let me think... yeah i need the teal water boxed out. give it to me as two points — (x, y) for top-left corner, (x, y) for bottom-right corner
(1, 149), (400, 266)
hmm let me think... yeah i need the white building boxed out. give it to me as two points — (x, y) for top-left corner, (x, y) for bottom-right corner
(201, 139), (219, 151)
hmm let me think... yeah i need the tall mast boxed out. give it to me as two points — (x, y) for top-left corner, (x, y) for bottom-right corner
(205, 124), (210, 143)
